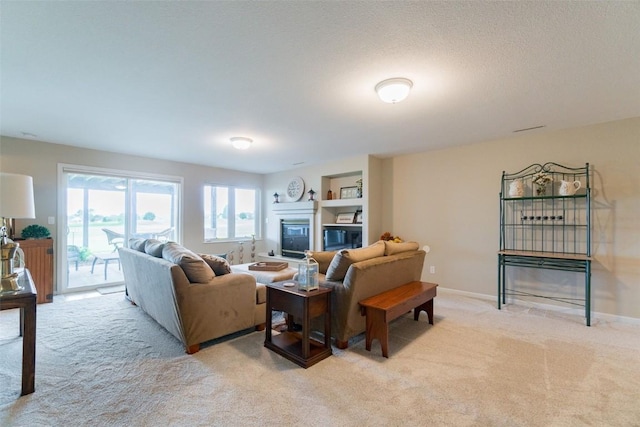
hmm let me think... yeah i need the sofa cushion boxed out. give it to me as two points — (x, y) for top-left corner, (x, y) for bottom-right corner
(200, 254), (232, 276)
(325, 240), (385, 281)
(129, 238), (146, 252)
(162, 242), (215, 283)
(144, 239), (165, 257)
(308, 250), (337, 274)
(384, 241), (420, 256)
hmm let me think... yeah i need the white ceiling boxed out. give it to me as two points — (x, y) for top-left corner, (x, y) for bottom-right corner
(2, 1), (639, 174)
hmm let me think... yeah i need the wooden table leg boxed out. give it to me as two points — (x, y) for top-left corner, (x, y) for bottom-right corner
(21, 301), (36, 395)
(265, 297), (272, 343)
(301, 299), (310, 359)
(414, 298), (434, 324)
(366, 308), (389, 358)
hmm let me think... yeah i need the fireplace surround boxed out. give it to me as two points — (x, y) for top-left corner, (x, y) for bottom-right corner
(272, 201), (317, 259)
(280, 219), (310, 259)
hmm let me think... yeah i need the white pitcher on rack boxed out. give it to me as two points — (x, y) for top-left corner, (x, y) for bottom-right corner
(559, 180), (581, 196)
(508, 179), (524, 197)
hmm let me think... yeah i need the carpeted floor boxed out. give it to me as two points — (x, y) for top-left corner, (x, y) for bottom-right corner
(1, 290), (639, 426)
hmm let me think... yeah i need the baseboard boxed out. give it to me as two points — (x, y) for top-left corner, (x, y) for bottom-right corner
(437, 286), (640, 326)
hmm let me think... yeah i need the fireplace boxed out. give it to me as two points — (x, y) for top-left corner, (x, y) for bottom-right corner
(280, 219), (310, 259)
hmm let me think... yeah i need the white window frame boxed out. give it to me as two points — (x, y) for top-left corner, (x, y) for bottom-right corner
(203, 184), (261, 242)
(58, 163), (184, 292)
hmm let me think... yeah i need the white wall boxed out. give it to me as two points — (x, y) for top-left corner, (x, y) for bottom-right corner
(383, 117), (640, 319)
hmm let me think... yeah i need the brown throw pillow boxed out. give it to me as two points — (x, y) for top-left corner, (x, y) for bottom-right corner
(162, 242), (215, 283)
(199, 254), (232, 276)
(325, 241), (385, 281)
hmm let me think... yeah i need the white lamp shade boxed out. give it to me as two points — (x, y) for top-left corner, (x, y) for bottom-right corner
(0, 173), (36, 218)
(230, 137), (252, 150)
(375, 78), (413, 103)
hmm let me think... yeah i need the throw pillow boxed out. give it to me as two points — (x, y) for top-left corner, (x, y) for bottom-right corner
(384, 241), (420, 256)
(162, 242), (215, 283)
(325, 241), (385, 281)
(199, 254), (232, 276)
(144, 239), (165, 257)
(308, 251), (337, 274)
(129, 238), (146, 252)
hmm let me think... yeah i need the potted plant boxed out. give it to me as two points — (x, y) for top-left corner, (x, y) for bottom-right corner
(21, 224), (51, 239)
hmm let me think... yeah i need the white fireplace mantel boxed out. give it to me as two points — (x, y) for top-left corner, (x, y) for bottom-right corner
(272, 201), (317, 254)
(272, 200), (317, 215)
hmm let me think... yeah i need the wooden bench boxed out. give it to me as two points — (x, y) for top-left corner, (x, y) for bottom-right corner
(359, 281), (438, 358)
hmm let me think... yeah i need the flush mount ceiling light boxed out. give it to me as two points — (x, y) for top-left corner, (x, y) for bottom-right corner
(375, 78), (413, 103)
(230, 137), (252, 150)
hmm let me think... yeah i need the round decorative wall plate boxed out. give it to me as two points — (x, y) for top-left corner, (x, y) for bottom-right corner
(286, 176), (305, 201)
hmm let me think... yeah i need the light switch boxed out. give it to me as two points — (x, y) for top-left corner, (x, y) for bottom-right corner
(48, 216), (55, 225)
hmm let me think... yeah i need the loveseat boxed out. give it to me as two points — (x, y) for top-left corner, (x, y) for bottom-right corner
(119, 239), (266, 354)
(309, 240), (426, 348)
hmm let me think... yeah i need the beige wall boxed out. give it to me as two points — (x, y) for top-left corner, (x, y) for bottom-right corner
(383, 117), (640, 319)
(0, 136), (265, 266)
(2, 117), (638, 320)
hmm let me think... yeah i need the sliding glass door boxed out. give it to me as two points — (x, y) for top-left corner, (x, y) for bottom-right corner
(60, 165), (181, 293)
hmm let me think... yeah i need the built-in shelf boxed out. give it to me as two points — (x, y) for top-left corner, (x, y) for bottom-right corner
(322, 223), (362, 227)
(319, 199), (362, 208)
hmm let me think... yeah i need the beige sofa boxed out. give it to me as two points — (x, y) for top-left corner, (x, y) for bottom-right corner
(309, 240), (426, 348)
(119, 240), (266, 354)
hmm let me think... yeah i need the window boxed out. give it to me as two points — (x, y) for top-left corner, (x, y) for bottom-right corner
(204, 185), (259, 241)
(59, 164), (182, 292)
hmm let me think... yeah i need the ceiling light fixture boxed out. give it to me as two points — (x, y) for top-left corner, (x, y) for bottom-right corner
(230, 137), (252, 150)
(375, 78), (413, 103)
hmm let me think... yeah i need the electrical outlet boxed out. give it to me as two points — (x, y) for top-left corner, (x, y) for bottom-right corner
(429, 266), (435, 274)
(48, 216), (55, 225)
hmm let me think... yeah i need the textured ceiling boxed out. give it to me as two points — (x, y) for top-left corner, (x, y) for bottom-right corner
(1, 1), (639, 174)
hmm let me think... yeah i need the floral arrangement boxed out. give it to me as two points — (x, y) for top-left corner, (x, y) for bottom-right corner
(532, 172), (553, 187)
(380, 232), (403, 243)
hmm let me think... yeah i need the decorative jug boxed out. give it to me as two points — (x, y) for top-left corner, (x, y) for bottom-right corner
(559, 180), (581, 196)
(508, 179), (524, 197)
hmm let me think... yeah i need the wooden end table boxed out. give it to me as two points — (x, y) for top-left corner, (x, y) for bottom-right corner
(264, 281), (332, 368)
(0, 269), (37, 395)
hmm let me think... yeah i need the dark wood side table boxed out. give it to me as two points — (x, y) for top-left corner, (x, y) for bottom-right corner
(264, 281), (332, 368)
(0, 268), (37, 395)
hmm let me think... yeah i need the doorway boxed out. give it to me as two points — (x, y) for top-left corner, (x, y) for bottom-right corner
(59, 165), (181, 293)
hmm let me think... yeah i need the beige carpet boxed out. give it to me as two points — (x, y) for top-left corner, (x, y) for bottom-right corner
(1, 290), (639, 426)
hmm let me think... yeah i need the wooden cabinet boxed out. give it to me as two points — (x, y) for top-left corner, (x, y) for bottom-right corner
(16, 238), (54, 304)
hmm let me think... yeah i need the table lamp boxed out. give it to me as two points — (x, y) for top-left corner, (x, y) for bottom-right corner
(0, 173), (36, 292)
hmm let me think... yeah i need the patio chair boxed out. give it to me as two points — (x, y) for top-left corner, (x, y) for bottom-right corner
(67, 245), (80, 271)
(102, 228), (125, 252)
(153, 227), (174, 242)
